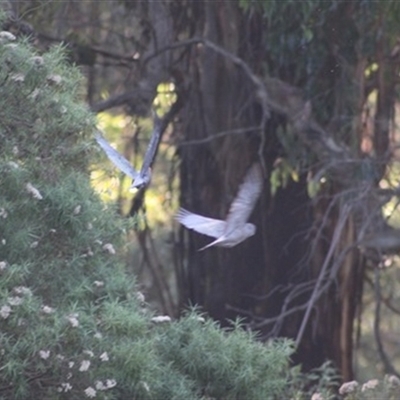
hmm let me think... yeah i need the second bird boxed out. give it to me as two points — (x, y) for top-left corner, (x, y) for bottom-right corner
(176, 163), (263, 251)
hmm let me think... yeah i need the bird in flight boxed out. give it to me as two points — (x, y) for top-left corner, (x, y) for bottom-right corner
(176, 163), (263, 250)
(95, 111), (163, 189)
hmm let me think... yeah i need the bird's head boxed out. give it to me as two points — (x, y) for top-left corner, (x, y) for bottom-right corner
(131, 169), (152, 190)
(244, 223), (256, 238)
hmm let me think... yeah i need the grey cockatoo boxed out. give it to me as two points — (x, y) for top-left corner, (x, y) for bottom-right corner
(95, 112), (162, 189)
(176, 163), (263, 251)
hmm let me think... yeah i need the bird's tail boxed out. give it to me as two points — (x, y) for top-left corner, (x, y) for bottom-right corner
(198, 237), (224, 251)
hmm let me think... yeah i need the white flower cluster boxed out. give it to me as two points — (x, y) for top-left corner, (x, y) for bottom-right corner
(41, 305), (55, 314)
(1, 286), (34, 319)
(84, 387), (96, 398)
(14, 286), (32, 296)
(39, 350), (50, 360)
(95, 379), (117, 390)
(102, 243), (116, 254)
(67, 313), (79, 327)
(84, 379), (117, 398)
(151, 315), (171, 323)
(0, 31), (16, 42)
(58, 382), (72, 393)
(79, 360), (91, 372)
(339, 380), (358, 395)
(26, 182), (43, 200)
(361, 379), (379, 392)
(0, 305), (11, 319)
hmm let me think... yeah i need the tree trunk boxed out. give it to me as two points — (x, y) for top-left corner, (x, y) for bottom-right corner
(177, 1), (367, 381)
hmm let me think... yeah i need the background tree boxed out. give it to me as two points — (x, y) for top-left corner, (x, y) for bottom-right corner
(6, 0), (400, 382)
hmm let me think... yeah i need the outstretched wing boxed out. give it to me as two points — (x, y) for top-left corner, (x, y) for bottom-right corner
(225, 163), (263, 231)
(176, 208), (227, 239)
(95, 132), (138, 179)
(140, 110), (163, 177)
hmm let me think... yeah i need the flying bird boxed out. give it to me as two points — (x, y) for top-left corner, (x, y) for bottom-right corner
(95, 111), (163, 189)
(176, 163), (263, 251)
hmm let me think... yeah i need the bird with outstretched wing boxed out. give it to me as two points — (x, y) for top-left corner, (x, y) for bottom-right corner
(176, 163), (263, 251)
(95, 111), (162, 189)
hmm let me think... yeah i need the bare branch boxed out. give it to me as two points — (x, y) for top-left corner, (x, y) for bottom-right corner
(373, 268), (400, 377)
(176, 126), (260, 146)
(296, 204), (351, 347)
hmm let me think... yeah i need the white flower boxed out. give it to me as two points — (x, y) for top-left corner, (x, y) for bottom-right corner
(11, 73), (25, 82)
(196, 316), (205, 323)
(29, 88), (41, 100)
(73, 205), (81, 215)
(94, 332), (102, 339)
(56, 354), (64, 361)
(93, 280), (104, 287)
(59, 382), (72, 392)
(1, 305), (11, 319)
(87, 222), (93, 230)
(99, 352), (109, 362)
(42, 305), (55, 314)
(8, 296), (23, 306)
(83, 350), (94, 357)
(0, 31), (16, 41)
(95, 381), (106, 390)
(102, 243), (116, 254)
(311, 393), (325, 400)
(84, 387), (96, 398)
(68, 361), (74, 368)
(339, 380), (359, 395)
(26, 183), (43, 200)
(1, 239), (6, 245)
(136, 292), (145, 303)
(47, 74), (62, 85)
(0, 208), (8, 218)
(14, 286), (32, 296)
(67, 314), (79, 327)
(0, 261), (7, 271)
(151, 315), (171, 323)
(361, 379), (379, 391)
(79, 360), (91, 372)
(7, 161), (18, 169)
(105, 379), (116, 389)
(388, 375), (400, 386)
(94, 378), (116, 391)
(39, 350), (50, 359)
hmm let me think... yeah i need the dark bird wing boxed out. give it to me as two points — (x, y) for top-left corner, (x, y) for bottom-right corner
(139, 110), (163, 177)
(176, 208), (227, 239)
(95, 132), (138, 179)
(225, 163), (263, 231)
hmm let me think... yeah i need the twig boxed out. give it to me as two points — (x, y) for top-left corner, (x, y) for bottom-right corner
(295, 204), (350, 347)
(176, 126), (260, 146)
(373, 267), (400, 377)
